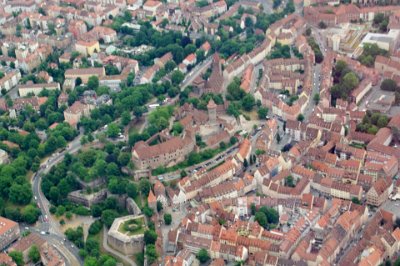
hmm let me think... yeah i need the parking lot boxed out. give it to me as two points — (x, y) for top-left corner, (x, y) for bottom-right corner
(357, 86), (400, 116)
(380, 200), (400, 214)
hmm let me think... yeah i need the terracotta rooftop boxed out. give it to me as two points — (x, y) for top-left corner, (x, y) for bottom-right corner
(11, 233), (46, 252)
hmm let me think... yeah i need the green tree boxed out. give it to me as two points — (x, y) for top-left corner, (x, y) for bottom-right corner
(9, 251), (24, 266)
(241, 94), (255, 111)
(105, 64), (120, 75)
(172, 122), (183, 136)
(100, 256), (117, 266)
(184, 44), (197, 57)
(157, 201), (163, 212)
(87, 76), (99, 90)
(377, 115), (388, 128)
(313, 93), (320, 105)
(126, 72), (135, 86)
(117, 152), (130, 166)
(9, 183), (32, 205)
(121, 111), (131, 126)
(342, 72), (359, 90)
(250, 203), (257, 215)
(284, 175), (295, 187)
(180, 170), (187, 178)
(315, 51), (324, 63)
(38, 7), (46, 15)
(49, 186), (60, 204)
(126, 182), (138, 198)
(75, 77), (82, 86)
(22, 205), (40, 224)
(28, 245), (41, 263)
(171, 70), (184, 86)
(139, 179), (151, 196)
(373, 13), (385, 25)
(245, 16), (254, 27)
(106, 123), (120, 138)
(318, 21), (327, 29)
(358, 43), (388, 67)
(262, 207), (279, 224)
(273, 0), (282, 8)
(297, 114), (304, 122)
(4, 207), (21, 222)
(146, 244), (159, 264)
(165, 61), (177, 72)
(258, 107), (269, 119)
(88, 220), (103, 235)
(56, 205), (66, 217)
(142, 206), (154, 217)
(381, 79), (397, 91)
(219, 141), (226, 150)
(227, 78), (245, 100)
(48, 23), (56, 35)
(227, 103), (241, 118)
(276, 133), (281, 143)
(101, 210), (119, 228)
(164, 213), (172, 225)
(255, 212), (267, 227)
(351, 197), (361, 205)
(144, 229), (157, 245)
(66, 212), (73, 220)
(196, 249), (210, 263)
(196, 50), (205, 62)
(123, 10), (132, 21)
(15, 24), (22, 37)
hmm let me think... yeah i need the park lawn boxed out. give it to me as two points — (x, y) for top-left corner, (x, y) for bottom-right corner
(133, 194), (143, 209)
(241, 109), (259, 121)
(27, 170), (34, 182)
(117, 217), (146, 236)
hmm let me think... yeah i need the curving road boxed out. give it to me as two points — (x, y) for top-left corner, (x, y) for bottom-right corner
(32, 134), (84, 266)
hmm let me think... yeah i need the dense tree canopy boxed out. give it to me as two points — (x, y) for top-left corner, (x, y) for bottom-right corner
(28, 245), (41, 263)
(9, 251), (24, 266)
(381, 79), (398, 91)
(330, 60), (360, 103)
(358, 43), (388, 67)
(357, 111), (389, 135)
(197, 249), (210, 263)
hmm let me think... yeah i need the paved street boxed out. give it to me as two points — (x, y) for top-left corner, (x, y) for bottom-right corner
(380, 200), (400, 214)
(32, 133), (84, 266)
(304, 63), (322, 122)
(19, 224), (81, 266)
(160, 203), (188, 255)
(181, 57), (212, 90)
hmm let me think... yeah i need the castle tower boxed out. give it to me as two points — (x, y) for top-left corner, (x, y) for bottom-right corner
(207, 99), (217, 124)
